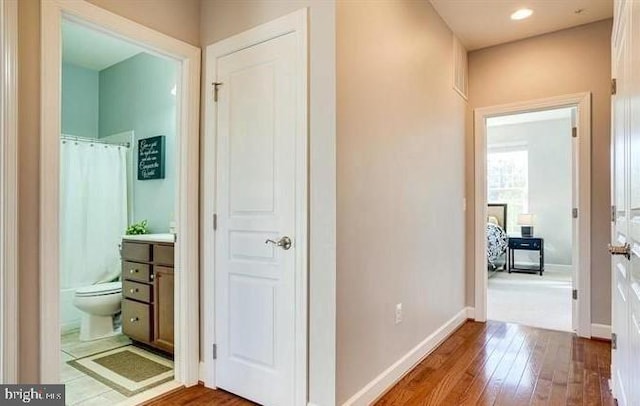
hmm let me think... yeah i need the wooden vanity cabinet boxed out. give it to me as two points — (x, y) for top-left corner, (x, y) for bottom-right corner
(121, 239), (174, 355)
(154, 266), (174, 353)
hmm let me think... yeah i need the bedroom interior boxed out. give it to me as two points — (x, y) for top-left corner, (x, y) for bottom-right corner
(485, 107), (574, 332)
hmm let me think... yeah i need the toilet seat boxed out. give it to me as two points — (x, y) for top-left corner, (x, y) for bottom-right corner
(75, 281), (122, 297)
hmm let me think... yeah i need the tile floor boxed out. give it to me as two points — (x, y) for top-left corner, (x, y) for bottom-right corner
(61, 330), (132, 405)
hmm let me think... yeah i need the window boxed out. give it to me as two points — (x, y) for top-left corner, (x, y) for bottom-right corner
(487, 148), (529, 232)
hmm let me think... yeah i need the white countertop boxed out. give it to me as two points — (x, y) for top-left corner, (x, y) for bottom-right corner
(122, 233), (175, 243)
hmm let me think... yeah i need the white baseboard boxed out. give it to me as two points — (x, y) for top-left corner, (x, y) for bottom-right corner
(341, 308), (469, 406)
(591, 323), (611, 340)
(545, 264), (573, 272)
(465, 306), (475, 320)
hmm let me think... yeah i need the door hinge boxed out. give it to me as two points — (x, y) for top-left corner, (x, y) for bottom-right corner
(571, 127), (577, 138)
(213, 82), (223, 102)
(572, 208), (578, 219)
(612, 333), (618, 350)
(572, 289), (578, 300)
(611, 78), (617, 95)
(213, 213), (217, 230)
(612, 205), (616, 223)
(213, 344), (217, 359)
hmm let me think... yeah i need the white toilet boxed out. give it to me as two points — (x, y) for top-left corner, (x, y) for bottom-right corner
(73, 281), (122, 341)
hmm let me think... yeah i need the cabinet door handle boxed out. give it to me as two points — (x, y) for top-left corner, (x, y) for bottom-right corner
(129, 268), (138, 274)
(130, 317), (139, 323)
(129, 288), (139, 293)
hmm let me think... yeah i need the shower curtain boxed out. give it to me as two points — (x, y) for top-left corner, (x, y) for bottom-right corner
(60, 140), (128, 291)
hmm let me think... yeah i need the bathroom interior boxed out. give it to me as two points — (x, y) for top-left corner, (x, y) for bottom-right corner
(59, 19), (178, 405)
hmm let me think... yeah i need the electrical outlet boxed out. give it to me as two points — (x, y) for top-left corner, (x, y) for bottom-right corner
(395, 303), (403, 324)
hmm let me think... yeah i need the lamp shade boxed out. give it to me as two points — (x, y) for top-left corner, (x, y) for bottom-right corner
(517, 213), (534, 225)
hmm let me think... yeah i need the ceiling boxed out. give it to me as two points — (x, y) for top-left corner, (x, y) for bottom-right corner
(430, 0), (613, 51)
(62, 20), (145, 71)
(487, 107), (573, 127)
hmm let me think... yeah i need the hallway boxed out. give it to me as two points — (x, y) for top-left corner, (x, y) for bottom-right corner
(146, 320), (613, 405)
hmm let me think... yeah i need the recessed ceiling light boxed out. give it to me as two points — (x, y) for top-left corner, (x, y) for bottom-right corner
(511, 8), (533, 20)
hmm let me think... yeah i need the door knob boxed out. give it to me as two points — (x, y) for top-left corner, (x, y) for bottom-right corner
(265, 236), (292, 250)
(609, 243), (631, 260)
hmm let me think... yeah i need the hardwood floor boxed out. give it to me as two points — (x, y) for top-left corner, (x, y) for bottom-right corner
(144, 385), (256, 405)
(376, 321), (614, 406)
(145, 321), (614, 406)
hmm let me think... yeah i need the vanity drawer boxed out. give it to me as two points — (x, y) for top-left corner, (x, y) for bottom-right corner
(122, 299), (152, 342)
(122, 261), (152, 283)
(123, 280), (152, 303)
(122, 242), (151, 262)
(154, 244), (174, 266)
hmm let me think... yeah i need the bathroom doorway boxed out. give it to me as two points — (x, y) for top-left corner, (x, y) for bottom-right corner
(59, 19), (178, 404)
(40, 1), (200, 402)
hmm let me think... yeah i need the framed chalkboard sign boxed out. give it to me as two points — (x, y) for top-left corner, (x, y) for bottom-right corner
(138, 135), (165, 180)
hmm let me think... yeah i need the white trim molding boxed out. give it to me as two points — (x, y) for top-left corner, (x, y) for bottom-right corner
(591, 324), (612, 340)
(40, 0), (201, 385)
(203, 9), (309, 405)
(342, 308), (469, 406)
(465, 306), (476, 320)
(0, 0), (19, 384)
(473, 92), (592, 338)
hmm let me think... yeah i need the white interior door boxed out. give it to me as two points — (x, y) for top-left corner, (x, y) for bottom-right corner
(214, 32), (299, 406)
(611, 30), (629, 403)
(611, 1), (639, 405)
(622, 2), (640, 405)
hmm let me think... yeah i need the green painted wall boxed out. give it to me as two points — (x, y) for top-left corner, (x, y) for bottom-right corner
(99, 53), (177, 233)
(61, 63), (99, 137)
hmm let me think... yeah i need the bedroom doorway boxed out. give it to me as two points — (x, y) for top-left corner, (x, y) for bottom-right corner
(474, 93), (593, 338)
(486, 107), (574, 332)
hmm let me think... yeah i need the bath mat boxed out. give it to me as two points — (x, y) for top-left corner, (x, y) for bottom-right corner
(67, 346), (174, 397)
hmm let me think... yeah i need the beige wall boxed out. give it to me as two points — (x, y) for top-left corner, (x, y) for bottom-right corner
(16, 0), (200, 382)
(336, 1), (466, 403)
(466, 19), (613, 325)
(199, 1), (337, 405)
(86, 0), (200, 46)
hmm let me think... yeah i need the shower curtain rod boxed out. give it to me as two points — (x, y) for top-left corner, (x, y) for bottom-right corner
(61, 134), (130, 148)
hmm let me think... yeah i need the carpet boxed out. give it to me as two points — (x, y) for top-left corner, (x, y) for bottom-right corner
(67, 346), (174, 397)
(488, 267), (573, 332)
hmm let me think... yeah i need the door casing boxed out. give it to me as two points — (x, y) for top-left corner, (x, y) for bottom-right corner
(202, 9), (309, 405)
(40, 0), (201, 389)
(473, 92), (592, 338)
(0, 0), (18, 384)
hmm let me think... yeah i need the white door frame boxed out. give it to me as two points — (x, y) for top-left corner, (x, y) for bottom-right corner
(40, 0), (201, 385)
(202, 9), (308, 405)
(473, 92), (592, 338)
(0, 0), (19, 384)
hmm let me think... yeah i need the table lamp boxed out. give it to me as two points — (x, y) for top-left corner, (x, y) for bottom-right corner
(518, 213), (534, 237)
